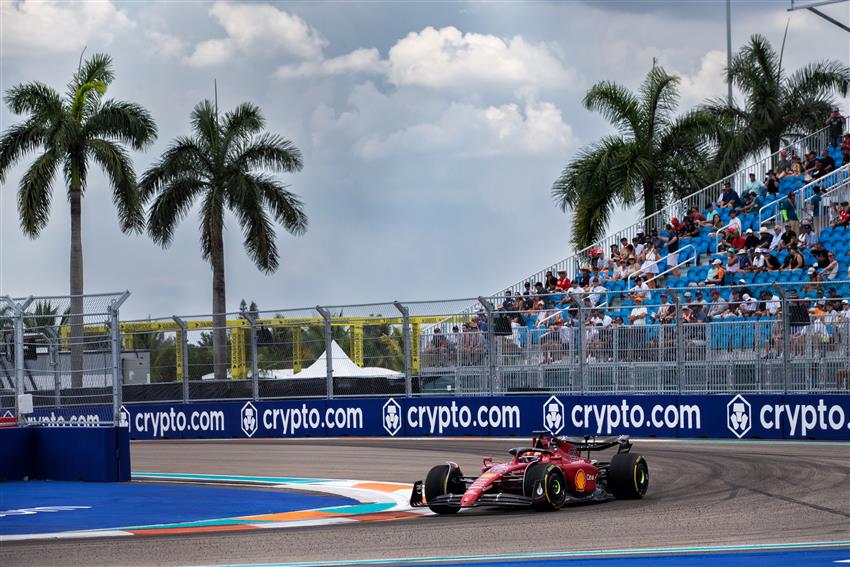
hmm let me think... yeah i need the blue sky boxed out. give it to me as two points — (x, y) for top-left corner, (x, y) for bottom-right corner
(1, 0), (848, 318)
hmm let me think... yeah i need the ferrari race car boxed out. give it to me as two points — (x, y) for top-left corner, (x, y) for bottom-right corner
(410, 431), (648, 514)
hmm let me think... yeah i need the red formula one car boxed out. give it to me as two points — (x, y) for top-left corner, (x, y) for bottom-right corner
(410, 431), (648, 514)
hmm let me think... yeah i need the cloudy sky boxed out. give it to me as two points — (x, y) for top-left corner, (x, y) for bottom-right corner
(1, 0), (848, 318)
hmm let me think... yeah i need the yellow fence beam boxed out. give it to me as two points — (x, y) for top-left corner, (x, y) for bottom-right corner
(351, 324), (364, 367)
(293, 327), (302, 373)
(230, 327), (246, 380)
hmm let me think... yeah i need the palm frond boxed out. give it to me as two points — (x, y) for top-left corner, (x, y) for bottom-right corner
(5, 82), (64, 118)
(231, 134), (303, 174)
(227, 178), (279, 273)
(18, 150), (60, 237)
(146, 176), (207, 247)
(222, 102), (264, 153)
(246, 174), (307, 236)
(582, 81), (641, 138)
(640, 65), (681, 138)
(191, 100), (221, 150)
(85, 100), (158, 150)
(0, 119), (49, 182)
(139, 137), (209, 201)
(88, 139), (144, 233)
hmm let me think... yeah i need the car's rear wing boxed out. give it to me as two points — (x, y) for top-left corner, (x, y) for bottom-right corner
(532, 431), (632, 454)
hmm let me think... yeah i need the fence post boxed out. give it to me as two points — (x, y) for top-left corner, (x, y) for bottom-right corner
(7, 296), (33, 426)
(316, 306), (334, 399)
(240, 313), (259, 401)
(393, 302), (412, 397)
(773, 285), (790, 393)
(670, 289), (683, 394)
(44, 327), (60, 408)
(172, 316), (190, 404)
(478, 297), (496, 396)
(577, 300), (585, 394)
(109, 292), (130, 427)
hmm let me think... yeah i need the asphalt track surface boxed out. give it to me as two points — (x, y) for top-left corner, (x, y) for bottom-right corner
(3, 438), (849, 566)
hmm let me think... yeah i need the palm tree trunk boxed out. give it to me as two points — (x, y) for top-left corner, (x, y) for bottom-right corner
(69, 185), (84, 389)
(643, 182), (659, 228)
(210, 227), (228, 381)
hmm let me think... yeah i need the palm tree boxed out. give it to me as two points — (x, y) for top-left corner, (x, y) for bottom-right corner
(0, 53), (157, 386)
(552, 64), (717, 249)
(141, 101), (307, 380)
(704, 34), (849, 167)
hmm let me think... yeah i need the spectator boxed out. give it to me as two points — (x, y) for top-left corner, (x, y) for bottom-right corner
(628, 295), (648, 326)
(693, 290), (707, 309)
(689, 207), (706, 225)
(545, 271), (557, 289)
(812, 149), (836, 179)
(700, 204), (719, 227)
(690, 303), (708, 323)
(683, 290), (693, 307)
(778, 193), (800, 233)
(788, 290), (811, 333)
(740, 191), (760, 214)
(705, 258), (726, 285)
(612, 258), (627, 281)
(737, 293), (758, 317)
(780, 223), (798, 249)
(736, 249), (751, 271)
(803, 152), (819, 180)
(775, 150), (791, 176)
(746, 172), (765, 195)
(664, 223), (680, 272)
(782, 242), (805, 270)
(826, 106), (846, 148)
(831, 202), (850, 228)
(810, 185), (823, 222)
(653, 293), (676, 323)
(575, 265), (592, 286)
(812, 242), (830, 269)
(533, 282), (548, 306)
(608, 244), (620, 267)
(797, 222), (817, 249)
(726, 249), (741, 274)
(823, 252), (839, 281)
(639, 240), (660, 281)
(632, 236), (645, 259)
(618, 238), (631, 260)
(624, 257), (639, 280)
(707, 289), (730, 319)
(751, 248), (767, 272)
(764, 170), (780, 196)
(769, 225), (784, 250)
(522, 282), (532, 298)
(556, 270), (571, 291)
(680, 214), (700, 237)
(728, 209), (742, 234)
(744, 228), (760, 249)
(842, 132), (850, 164)
(589, 248), (605, 270)
(763, 291), (781, 317)
(718, 181), (741, 209)
(632, 275), (651, 300)
(502, 290), (514, 311)
(789, 153), (804, 176)
(728, 230), (746, 251)
(757, 227), (771, 248)
(588, 278), (607, 306)
(765, 249), (782, 271)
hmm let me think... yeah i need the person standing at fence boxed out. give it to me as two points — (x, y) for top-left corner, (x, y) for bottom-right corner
(826, 107), (845, 148)
(779, 193), (800, 233)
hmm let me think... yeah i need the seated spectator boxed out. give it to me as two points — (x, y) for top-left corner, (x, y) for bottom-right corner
(591, 265), (607, 285)
(769, 225), (784, 250)
(737, 293), (758, 317)
(812, 242), (830, 269)
(765, 249), (782, 271)
(726, 249), (741, 274)
(545, 271), (557, 289)
(589, 248), (605, 270)
(502, 290), (515, 311)
(736, 249), (751, 271)
(575, 265), (591, 286)
(628, 295), (648, 326)
(718, 181), (741, 209)
(812, 149), (836, 179)
(680, 215), (700, 237)
(705, 258), (726, 285)
(612, 258), (627, 281)
(774, 150), (791, 177)
(740, 192), (760, 214)
(632, 275), (651, 300)
(689, 207), (706, 226)
(728, 230), (746, 250)
(764, 170), (780, 196)
(700, 204), (719, 227)
(797, 222), (817, 249)
(823, 252), (839, 280)
(756, 226), (772, 248)
(750, 248), (767, 272)
(618, 238), (631, 260)
(780, 223), (798, 249)
(782, 242), (805, 270)
(744, 228), (760, 249)
(588, 278), (607, 306)
(803, 151), (819, 180)
(693, 290), (707, 309)
(728, 209), (742, 234)
(746, 172), (765, 196)
(533, 281), (548, 305)
(556, 270), (571, 290)
(608, 244), (620, 267)
(789, 153), (804, 176)
(831, 202), (850, 228)
(623, 257), (639, 280)
(842, 132), (850, 154)
(689, 303), (708, 323)
(632, 236), (645, 259)
(707, 289), (730, 319)
(653, 293), (676, 324)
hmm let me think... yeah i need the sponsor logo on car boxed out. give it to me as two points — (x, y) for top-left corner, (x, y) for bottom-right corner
(241, 401), (258, 438)
(727, 394), (752, 438)
(575, 469), (587, 491)
(544, 396), (565, 435)
(383, 398), (402, 436)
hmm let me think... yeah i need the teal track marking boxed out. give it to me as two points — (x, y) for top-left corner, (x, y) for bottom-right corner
(133, 472), (329, 484)
(199, 541), (850, 567)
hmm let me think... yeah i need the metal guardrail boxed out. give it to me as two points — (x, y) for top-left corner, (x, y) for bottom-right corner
(758, 164), (850, 228)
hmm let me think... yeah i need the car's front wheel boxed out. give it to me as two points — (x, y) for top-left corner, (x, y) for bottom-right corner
(523, 462), (567, 511)
(424, 464), (464, 514)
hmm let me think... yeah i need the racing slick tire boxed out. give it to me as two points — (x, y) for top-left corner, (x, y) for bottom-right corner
(607, 453), (649, 499)
(424, 464), (464, 515)
(523, 462), (568, 511)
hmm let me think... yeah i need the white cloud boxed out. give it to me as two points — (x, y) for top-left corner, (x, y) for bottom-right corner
(0, 0), (132, 56)
(185, 1), (326, 67)
(145, 30), (188, 59)
(314, 83), (573, 159)
(676, 50), (728, 108)
(387, 26), (575, 90)
(276, 48), (387, 80)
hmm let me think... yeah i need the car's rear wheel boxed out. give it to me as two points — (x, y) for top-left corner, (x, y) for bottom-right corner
(606, 453), (649, 499)
(523, 462), (567, 511)
(424, 464), (463, 514)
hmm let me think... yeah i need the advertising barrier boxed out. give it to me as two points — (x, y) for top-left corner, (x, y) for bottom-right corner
(24, 394), (850, 441)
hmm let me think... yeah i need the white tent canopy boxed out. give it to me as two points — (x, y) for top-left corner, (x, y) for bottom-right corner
(202, 340), (402, 380)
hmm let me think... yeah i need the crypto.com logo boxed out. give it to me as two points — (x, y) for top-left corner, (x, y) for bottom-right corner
(383, 398), (402, 436)
(727, 394), (752, 438)
(241, 401), (258, 438)
(119, 405), (131, 430)
(543, 396), (565, 435)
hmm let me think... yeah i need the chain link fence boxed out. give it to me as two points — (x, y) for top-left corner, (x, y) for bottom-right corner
(3, 282), (849, 422)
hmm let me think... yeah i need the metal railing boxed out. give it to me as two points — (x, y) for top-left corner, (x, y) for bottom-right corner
(505, 126), (832, 292)
(626, 245), (696, 290)
(758, 163), (850, 228)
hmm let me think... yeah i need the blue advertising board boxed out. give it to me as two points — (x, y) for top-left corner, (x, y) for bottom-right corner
(23, 394), (850, 440)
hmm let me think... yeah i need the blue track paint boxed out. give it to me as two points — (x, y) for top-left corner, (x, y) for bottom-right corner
(204, 542), (850, 567)
(0, 481), (355, 535)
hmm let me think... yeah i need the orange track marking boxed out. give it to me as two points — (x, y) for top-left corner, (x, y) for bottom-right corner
(129, 524), (257, 535)
(238, 510), (335, 521)
(352, 482), (407, 492)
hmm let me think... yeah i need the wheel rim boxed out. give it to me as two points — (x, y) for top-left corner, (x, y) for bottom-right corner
(634, 461), (649, 495)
